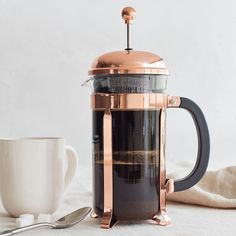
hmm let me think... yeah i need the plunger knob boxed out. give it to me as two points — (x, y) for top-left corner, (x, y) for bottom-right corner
(122, 7), (136, 24)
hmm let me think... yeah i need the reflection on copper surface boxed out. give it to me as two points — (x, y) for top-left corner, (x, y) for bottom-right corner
(92, 93), (181, 111)
(91, 93), (167, 110)
(101, 109), (114, 228)
(122, 7), (136, 24)
(165, 179), (174, 195)
(167, 96), (181, 107)
(153, 109), (171, 226)
(90, 211), (98, 218)
(89, 51), (168, 75)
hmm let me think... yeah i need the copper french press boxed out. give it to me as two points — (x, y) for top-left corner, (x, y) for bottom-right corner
(85, 7), (210, 228)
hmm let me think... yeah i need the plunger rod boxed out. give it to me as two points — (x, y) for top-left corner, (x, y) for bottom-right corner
(122, 7), (136, 52)
(126, 23), (131, 51)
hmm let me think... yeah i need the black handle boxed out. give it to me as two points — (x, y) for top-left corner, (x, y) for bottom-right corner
(170, 97), (210, 192)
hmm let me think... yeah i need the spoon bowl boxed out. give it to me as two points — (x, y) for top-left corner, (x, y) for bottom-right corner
(0, 207), (92, 235)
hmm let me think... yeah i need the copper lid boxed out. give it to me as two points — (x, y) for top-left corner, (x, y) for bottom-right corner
(89, 7), (168, 76)
(89, 50), (168, 75)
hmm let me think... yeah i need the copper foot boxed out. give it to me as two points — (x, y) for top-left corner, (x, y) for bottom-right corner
(152, 210), (171, 226)
(90, 211), (98, 218)
(100, 211), (118, 229)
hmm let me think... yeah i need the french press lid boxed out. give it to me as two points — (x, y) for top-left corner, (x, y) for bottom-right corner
(89, 7), (169, 76)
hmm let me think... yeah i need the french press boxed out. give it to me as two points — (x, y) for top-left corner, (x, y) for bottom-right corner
(85, 7), (210, 228)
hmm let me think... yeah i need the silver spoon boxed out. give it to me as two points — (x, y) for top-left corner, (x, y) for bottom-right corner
(0, 207), (92, 236)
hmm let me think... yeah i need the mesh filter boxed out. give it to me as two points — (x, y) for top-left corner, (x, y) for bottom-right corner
(93, 74), (167, 93)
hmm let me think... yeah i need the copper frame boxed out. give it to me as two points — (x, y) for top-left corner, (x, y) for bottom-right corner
(152, 110), (173, 225)
(100, 109), (118, 228)
(91, 93), (179, 228)
(91, 93), (180, 110)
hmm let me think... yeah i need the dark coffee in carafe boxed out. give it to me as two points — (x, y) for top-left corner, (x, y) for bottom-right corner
(93, 110), (160, 220)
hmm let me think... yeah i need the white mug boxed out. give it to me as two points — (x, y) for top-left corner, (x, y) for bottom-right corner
(0, 137), (78, 217)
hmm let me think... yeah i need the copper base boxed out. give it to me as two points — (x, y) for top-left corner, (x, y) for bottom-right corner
(100, 211), (119, 229)
(90, 211), (118, 228)
(90, 211), (98, 219)
(152, 210), (171, 226)
(91, 211), (171, 228)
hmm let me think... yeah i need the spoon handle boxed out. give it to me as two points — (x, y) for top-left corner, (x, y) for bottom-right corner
(0, 222), (55, 236)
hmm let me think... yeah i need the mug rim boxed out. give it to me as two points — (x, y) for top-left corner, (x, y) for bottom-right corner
(0, 137), (64, 141)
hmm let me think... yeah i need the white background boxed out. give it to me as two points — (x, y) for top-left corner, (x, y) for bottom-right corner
(0, 0), (236, 172)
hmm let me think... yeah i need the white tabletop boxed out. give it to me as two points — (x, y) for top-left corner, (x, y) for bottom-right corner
(0, 164), (236, 236)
